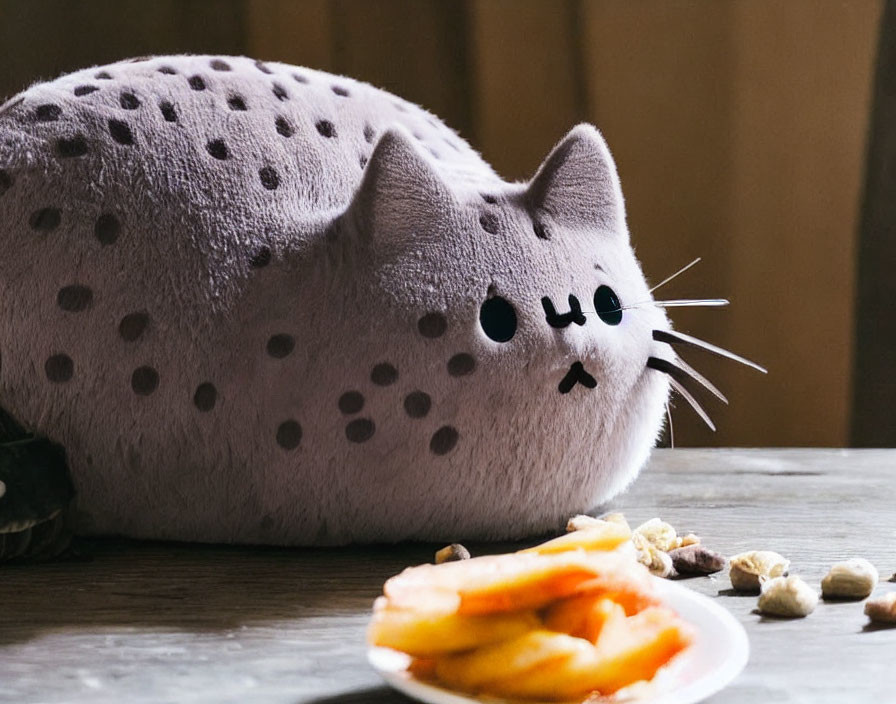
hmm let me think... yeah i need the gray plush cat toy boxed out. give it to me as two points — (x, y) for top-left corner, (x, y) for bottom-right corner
(0, 55), (763, 554)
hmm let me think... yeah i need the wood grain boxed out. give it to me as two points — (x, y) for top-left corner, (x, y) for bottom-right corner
(580, 0), (881, 447)
(852, 0), (896, 446)
(467, 0), (586, 180)
(245, 0), (335, 71)
(0, 0), (248, 101)
(328, 0), (473, 141)
(721, 0), (881, 448)
(1, 449), (894, 703)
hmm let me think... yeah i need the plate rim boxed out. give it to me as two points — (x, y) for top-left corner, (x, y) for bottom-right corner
(368, 577), (749, 704)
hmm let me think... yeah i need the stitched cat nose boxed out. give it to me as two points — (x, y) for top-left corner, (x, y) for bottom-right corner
(541, 294), (587, 328)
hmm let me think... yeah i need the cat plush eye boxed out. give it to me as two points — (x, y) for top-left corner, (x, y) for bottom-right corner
(594, 285), (623, 326)
(479, 296), (517, 342)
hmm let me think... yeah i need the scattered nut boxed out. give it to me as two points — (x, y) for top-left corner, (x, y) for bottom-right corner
(668, 544), (727, 575)
(757, 575), (818, 617)
(864, 592), (896, 625)
(632, 531), (673, 578)
(679, 533), (701, 548)
(435, 543), (470, 564)
(565, 514), (620, 532)
(729, 551), (790, 592)
(651, 550), (674, 579)
(634, 518), (678, 552)
(821, 558), (878, 600)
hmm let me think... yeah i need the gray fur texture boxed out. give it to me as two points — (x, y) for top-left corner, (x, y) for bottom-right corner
(0, 55), (671, 544)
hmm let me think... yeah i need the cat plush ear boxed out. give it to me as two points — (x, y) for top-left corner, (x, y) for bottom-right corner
(346, 126), (455, 244)
(526, 124), (627, 236)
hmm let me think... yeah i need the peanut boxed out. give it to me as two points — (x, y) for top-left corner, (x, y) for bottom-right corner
(634, 518), (678, 553)
(821, 558), (878, 600)
(435, 543), (471, 564)
(757, 575), (818, 618)
(631, 531), (673, 578)
(864, 592), (896, 625)
(729, 550), (790, 592)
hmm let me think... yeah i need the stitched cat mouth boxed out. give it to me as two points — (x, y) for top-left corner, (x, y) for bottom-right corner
(558, 361), (597, 394)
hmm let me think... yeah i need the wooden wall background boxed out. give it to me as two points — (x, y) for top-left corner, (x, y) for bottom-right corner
(0, 0), (884, 447)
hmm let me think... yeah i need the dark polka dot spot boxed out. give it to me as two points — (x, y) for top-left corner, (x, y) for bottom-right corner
(56, 136), (88, 158)
(206, 139), (229, 160)
(210, 59), (231, 71)
(119, 312), (149, 341)
(57, 285), (93, 312)
(418, 312), (447, 338)
(430, 425), (459, 455)
(338, 391), (365, 415)
(193, 382), (217, 412)
(74, 85), (98, 97)
(272, 82), (289, 101)
(266, 334), (295, 359)
(276, 420), (302, 450)
(359, 155), (368, 169)
(160, 101), (177, 122)
(533, 222), (550, 240)
(292, 72), (308, 83)
(275, 116), (293, 137)
(108, 119), (134, 145)
(188, 75), (206, 91)
(45, 354), (73, 383)
(228, 95), (247, 111)
(371, 362), (398, 386)
(481, 194), (498, 204)
(0, 170), (11, 196)
(131, 366), (159, 396)
(479, 213), (499, 235)
(332, 85), (349, 97)
(29, 207), (60, 232)
(255, 60), (273, 75)
(345, 418), (375, 443)
(35, 104), (61, 121)
(259, 166), (279, 190)
(249, 245), (271, 268)
(404, 391), (431, 419)
(316, 120), (336, 138)
(95, 71), (112, 80)
(448, 353), (476, 377)
(363, 124), (375, 143)
(94, 213), (120, 246)
(157, 66), (177, 75)
(119, 92), (140, 110)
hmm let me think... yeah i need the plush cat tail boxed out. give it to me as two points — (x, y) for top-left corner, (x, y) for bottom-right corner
(345, 125), (456, 246)
(526, 123), (627, 238)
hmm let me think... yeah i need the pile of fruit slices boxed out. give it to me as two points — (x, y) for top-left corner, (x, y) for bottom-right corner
(368, 519), (695, 701)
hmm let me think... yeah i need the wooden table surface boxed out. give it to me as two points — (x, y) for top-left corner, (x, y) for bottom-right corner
(2, 448), (894, 704)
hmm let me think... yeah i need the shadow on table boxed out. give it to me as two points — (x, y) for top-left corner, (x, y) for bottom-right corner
(303, 686), (413, 704)
(0, 536), (439, 646)
(0, 536), (536, 647)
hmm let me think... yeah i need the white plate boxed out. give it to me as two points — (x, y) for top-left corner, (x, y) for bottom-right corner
(368, 577), (748, 704)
